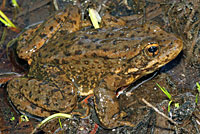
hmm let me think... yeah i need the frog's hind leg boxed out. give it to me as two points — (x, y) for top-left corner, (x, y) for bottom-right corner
(7, 78), (51, 117)
(94, 74), (135, 129)
(7, 76), (77, 117)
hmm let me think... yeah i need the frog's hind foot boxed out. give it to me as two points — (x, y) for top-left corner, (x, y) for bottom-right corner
(7, 78), (52, 117)
(7, 76), (77, 117)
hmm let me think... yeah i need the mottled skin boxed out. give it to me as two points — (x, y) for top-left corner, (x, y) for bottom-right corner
(7, 5), (183, 129)
(16, 5), (82, 64)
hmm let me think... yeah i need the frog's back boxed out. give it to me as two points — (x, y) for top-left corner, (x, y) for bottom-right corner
(34, 23), (174, 63)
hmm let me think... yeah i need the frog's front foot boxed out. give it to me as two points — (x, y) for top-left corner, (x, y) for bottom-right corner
(94, 74), (135, 129)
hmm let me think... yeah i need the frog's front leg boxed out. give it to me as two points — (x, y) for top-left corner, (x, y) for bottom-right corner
(7, 75), (77, 117)
(94, 74), (135, 129)
(17, 5), (82, 63)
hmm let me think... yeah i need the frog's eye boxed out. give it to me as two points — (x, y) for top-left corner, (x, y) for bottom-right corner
(144, 43), (159, 57)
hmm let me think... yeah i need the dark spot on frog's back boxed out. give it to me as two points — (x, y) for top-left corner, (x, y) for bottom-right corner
(64, 51), (71, 56)
(38, 52), (42, 57)
(53, 59), (60, 64)
(113, 40), (117, 45)
(71, 35), (77, 41)
(85, 45), (91, 49)
(49, 26), (54, 31)
(61, 59), (69, 64)
(111, 27), (118, 30)
(136, 30), (142, 34)
(102, 56), (109, 60)
(65, 44), (72, 49)
(68, 20), (77, 25)
(82, 67), (87, 72)
(55, 17), (61, 23)
(50, 48), (55, 52)
(37, 90), (41, 94)
(59, 30), (67, 35)
(34, 98), (39, 102)
(84, 60), (89, 65)
(106, 18), (113, 22)
(90, 31), (97, 35)
(75, 50), (82, 55)
(119, 33), (124, 37)
(131, 33), (135, 38)
(53, 50), (59, 56)
(82, 35), (88, 39)
(30, 103), (37, 109)
(169, 42), (173, 46)
(92, 53), (97, 57)
(147, 27), (151, 33)
(59, 43), (64, 47)
(96, 45), (101, 49)
(70, 104), (75, 108)
(51, 89), (59, 93)
(39, 33), (47, 38)
(45, 98), (50, 104)
(29, 91), (32, 98)
(75, 60), (80, 64)
(42, 47), (48, 52)
(103, 48), (109, 52)
(105, 33), (114, 38)
(124, 45), (130, 50)
(59, 107), (66, 111)
(78, 41), (84, 45)
(92, 38), (100, 43)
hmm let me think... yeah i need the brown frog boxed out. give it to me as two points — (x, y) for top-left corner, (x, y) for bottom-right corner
(7, 5), (183, 129)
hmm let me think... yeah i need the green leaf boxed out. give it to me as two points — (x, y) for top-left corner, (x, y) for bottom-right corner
(20, 115), (29, 122)
(196, 82), (200, 93)
(156, 83), (172, 100)
(168, 100), (173, 112)
(0, 10), (17, 28)
(11, 0), (20, 8)
(38, 113), (72, 128)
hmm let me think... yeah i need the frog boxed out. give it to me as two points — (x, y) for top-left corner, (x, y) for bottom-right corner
(7, 5), (183, 129)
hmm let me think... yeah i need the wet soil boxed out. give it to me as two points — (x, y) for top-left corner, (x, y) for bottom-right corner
(0, 0), (199, 133)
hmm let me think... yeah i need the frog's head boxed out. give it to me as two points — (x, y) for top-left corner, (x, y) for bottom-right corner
(127, 23), (183, 77)
(141, 37), (183, 74)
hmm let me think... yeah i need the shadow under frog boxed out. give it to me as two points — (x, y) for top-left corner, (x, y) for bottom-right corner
(6, 5), (183, 129)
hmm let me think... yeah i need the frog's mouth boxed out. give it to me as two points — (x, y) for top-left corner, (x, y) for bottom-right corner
(116, 71), (158, 98)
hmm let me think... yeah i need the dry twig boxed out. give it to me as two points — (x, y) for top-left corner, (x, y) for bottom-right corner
(142, 98), (178, 126)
